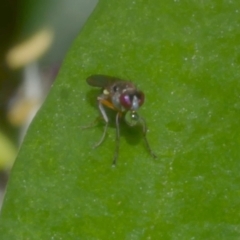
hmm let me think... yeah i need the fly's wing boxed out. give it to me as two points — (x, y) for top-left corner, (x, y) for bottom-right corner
(86, 75), (121, 88)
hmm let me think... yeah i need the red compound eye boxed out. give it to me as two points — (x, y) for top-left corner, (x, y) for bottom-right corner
(119, 93), (132, 109)
(119, 91), (145, 110)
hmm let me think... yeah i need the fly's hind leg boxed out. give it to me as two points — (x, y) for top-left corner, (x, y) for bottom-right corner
(112, 112), (121, 166)
(81, 116), (102, 130)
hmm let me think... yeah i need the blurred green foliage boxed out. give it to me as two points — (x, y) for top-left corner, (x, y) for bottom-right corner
(0, 0), (240, 239)
(0, 132), (16, 170)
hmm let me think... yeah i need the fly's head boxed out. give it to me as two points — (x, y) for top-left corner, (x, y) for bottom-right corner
(107, 81), (145, 113)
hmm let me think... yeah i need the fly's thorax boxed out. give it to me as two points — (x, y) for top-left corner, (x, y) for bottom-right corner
(111, 91), (123, 110)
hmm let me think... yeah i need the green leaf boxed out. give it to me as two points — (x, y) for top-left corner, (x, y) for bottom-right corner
(1, 0), (240, 239)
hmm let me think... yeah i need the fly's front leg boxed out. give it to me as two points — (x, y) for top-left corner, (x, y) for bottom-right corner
(93, 98), (109, 148)
(140, 117), (157, 158)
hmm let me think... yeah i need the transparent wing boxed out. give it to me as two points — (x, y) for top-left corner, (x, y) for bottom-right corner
(86, 75), (120, 88)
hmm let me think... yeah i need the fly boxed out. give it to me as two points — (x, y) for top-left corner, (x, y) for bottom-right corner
(85, 74), (156, 165)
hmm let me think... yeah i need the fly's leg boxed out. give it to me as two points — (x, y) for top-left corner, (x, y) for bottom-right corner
(93, 100), (109, 148)
(81, 116), (102, 129)
(112, 112), (121, 165)
(140, 117), (157, 158)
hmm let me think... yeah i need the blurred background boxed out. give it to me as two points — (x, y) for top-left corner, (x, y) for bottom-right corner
(0, 0), (98, 208)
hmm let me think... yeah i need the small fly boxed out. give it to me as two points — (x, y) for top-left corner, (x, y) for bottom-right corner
(85, 74), (156, 165)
